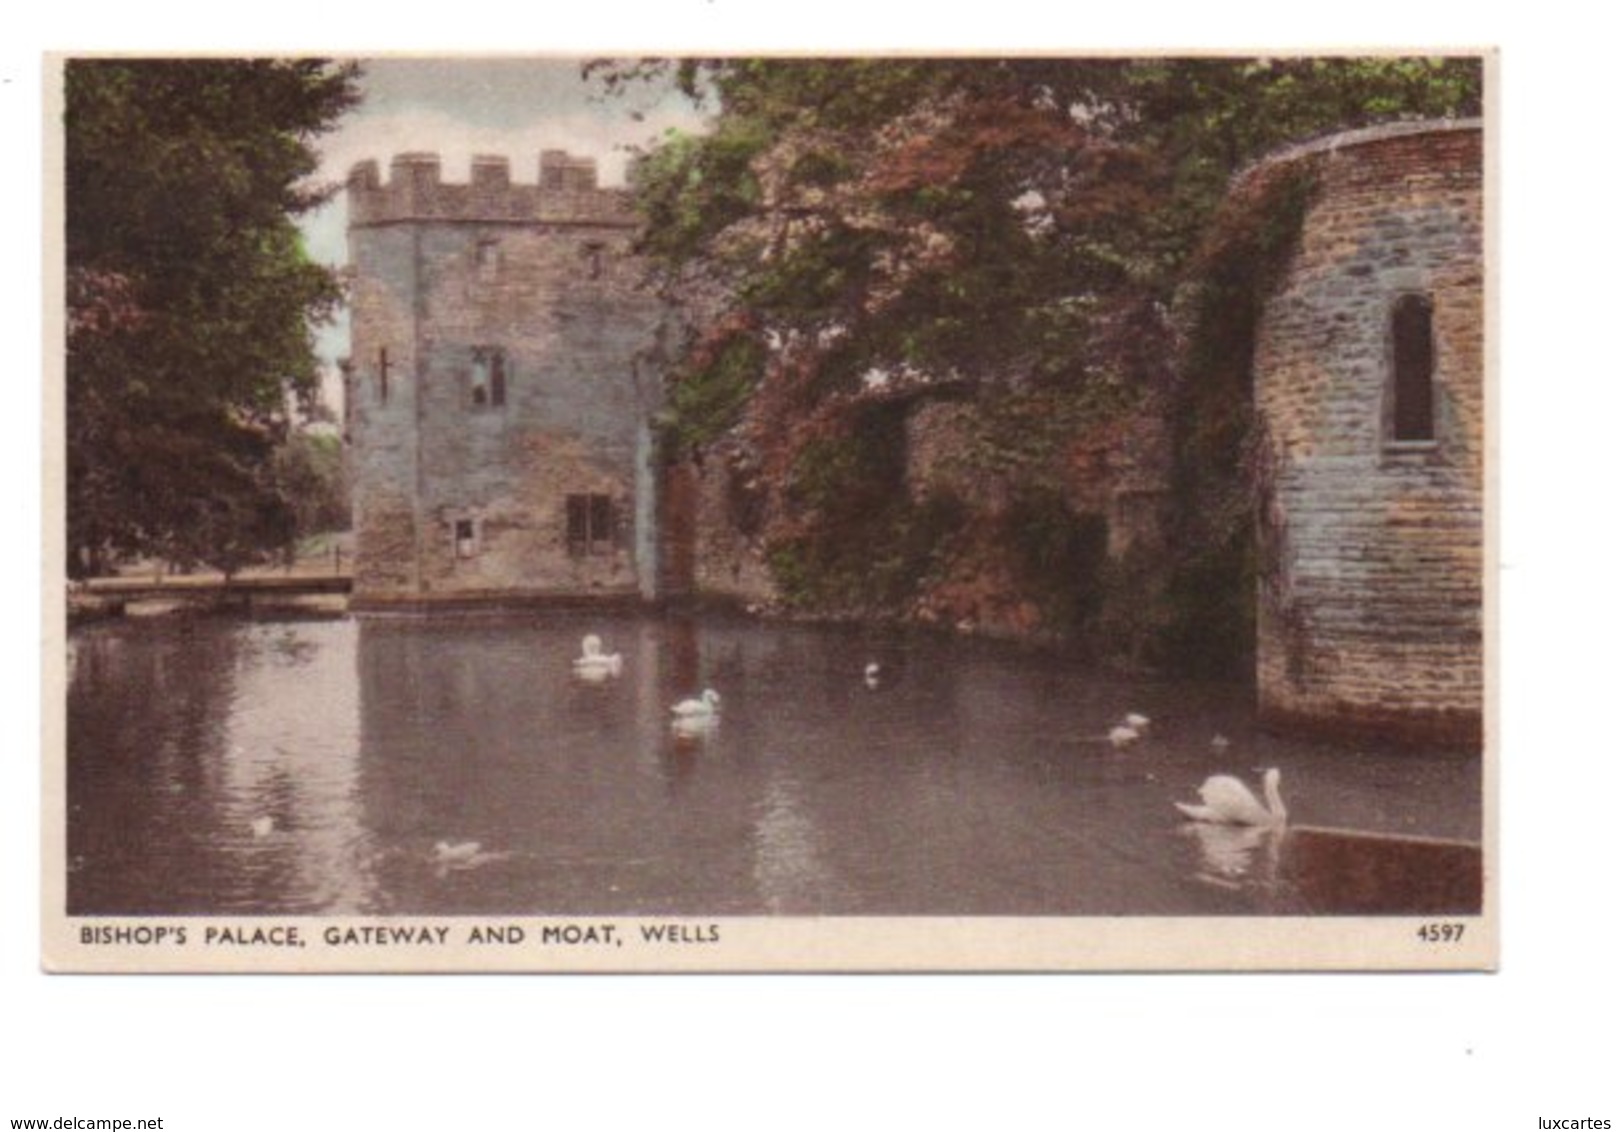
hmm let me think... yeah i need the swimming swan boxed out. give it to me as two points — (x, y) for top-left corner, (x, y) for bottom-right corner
(431, 839), (512, 872)
(1175, 768), (1287, 828)
(671, 689), (721, 718)
(1075, 722), (1140, 748)
(573, 634), (623, 678)
(1123, 712), (1151, 732)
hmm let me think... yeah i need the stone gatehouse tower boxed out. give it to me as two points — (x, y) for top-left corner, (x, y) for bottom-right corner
(344, 151), (665, 606)
(1250, 120), (1485, 747)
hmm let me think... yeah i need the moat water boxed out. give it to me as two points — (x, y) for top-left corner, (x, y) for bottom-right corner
(65, 611), (1483, 917)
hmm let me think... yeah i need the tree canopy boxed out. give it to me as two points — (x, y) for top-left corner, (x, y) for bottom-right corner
(598, 56), (1482, 666)
(64, 58), (360, 576)
(613, 57), (1480, 417)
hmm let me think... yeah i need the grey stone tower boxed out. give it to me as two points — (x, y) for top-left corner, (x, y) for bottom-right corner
(1249, 121), (1485, 747)
(344, 151), (665, 607)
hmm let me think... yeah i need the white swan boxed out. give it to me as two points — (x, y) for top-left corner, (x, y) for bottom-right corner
(670, 690), (720, 742)
(1123, 712), (1151, 732)
(1175, 767), (1287, 827)
(573, 634), (623, 678)
(431, 839), (513, 872)
(433, 839), (482, 865)
(671, 689), (721, 718)
(863, 662), (881, 690)
(1072, 721), (1140, 749)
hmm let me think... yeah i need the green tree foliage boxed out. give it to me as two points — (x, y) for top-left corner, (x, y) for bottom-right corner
(602, 56), (1481, 664)
(272, 430), (351, 541)
(64, 58), (360, 577)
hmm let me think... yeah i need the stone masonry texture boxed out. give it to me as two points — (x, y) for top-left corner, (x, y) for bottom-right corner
(346, 152), (665, 605)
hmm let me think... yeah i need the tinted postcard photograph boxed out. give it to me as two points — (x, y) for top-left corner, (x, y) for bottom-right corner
(45, 51), (1494, 972)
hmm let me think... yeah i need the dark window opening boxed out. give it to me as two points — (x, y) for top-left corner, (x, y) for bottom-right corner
(1390, 294), (1435, 442)
(471, 348), (506, 409)
(566, 493), (615, 555)
(378, 346), (390, 404)
(454, 518), (476, 559)
(584, 242), (605, 280)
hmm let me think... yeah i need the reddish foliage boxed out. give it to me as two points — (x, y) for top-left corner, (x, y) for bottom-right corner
(865, 98), (1100, 198)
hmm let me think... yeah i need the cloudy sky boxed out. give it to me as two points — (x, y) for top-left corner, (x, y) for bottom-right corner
(301, 57), (711, 384)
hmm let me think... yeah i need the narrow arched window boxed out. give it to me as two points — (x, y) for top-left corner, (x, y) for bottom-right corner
(1390, 294), (1436, 442)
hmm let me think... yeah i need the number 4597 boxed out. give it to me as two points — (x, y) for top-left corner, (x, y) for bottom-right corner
(1416, 922), (1466, 943)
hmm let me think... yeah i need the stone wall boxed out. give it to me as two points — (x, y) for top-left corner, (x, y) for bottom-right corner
(1251, 121), (1484, 747)
(904, 393), (1171, 545)
(668, 381), (1174, 632)
(346, 153), (665, 604)
(688, 443), (778, 606)
(901, 392), (1172, 637)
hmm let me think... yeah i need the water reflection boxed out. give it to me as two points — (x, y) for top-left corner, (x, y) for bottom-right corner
(751, 777), (830, 913)
(68, 620), (368, 914)
(670, 713), (720, 746)
(219, 623), (368, 912)
(1181, 822), (1283, 890)
(67, 611), (1484, 916)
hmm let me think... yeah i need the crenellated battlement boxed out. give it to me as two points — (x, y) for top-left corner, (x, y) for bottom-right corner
(347, 150), (636, 228)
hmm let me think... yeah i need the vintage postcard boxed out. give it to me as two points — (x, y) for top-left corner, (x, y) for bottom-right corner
(44, 50), (1496, 972)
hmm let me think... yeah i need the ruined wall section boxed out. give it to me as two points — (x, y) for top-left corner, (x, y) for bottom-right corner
(672, 376), (1175, 633)
(347, 152), (665, 603)
(901, 392), (1172, 633)
(1252, 122), (1484, 747)
(687, 443), (779, 607)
